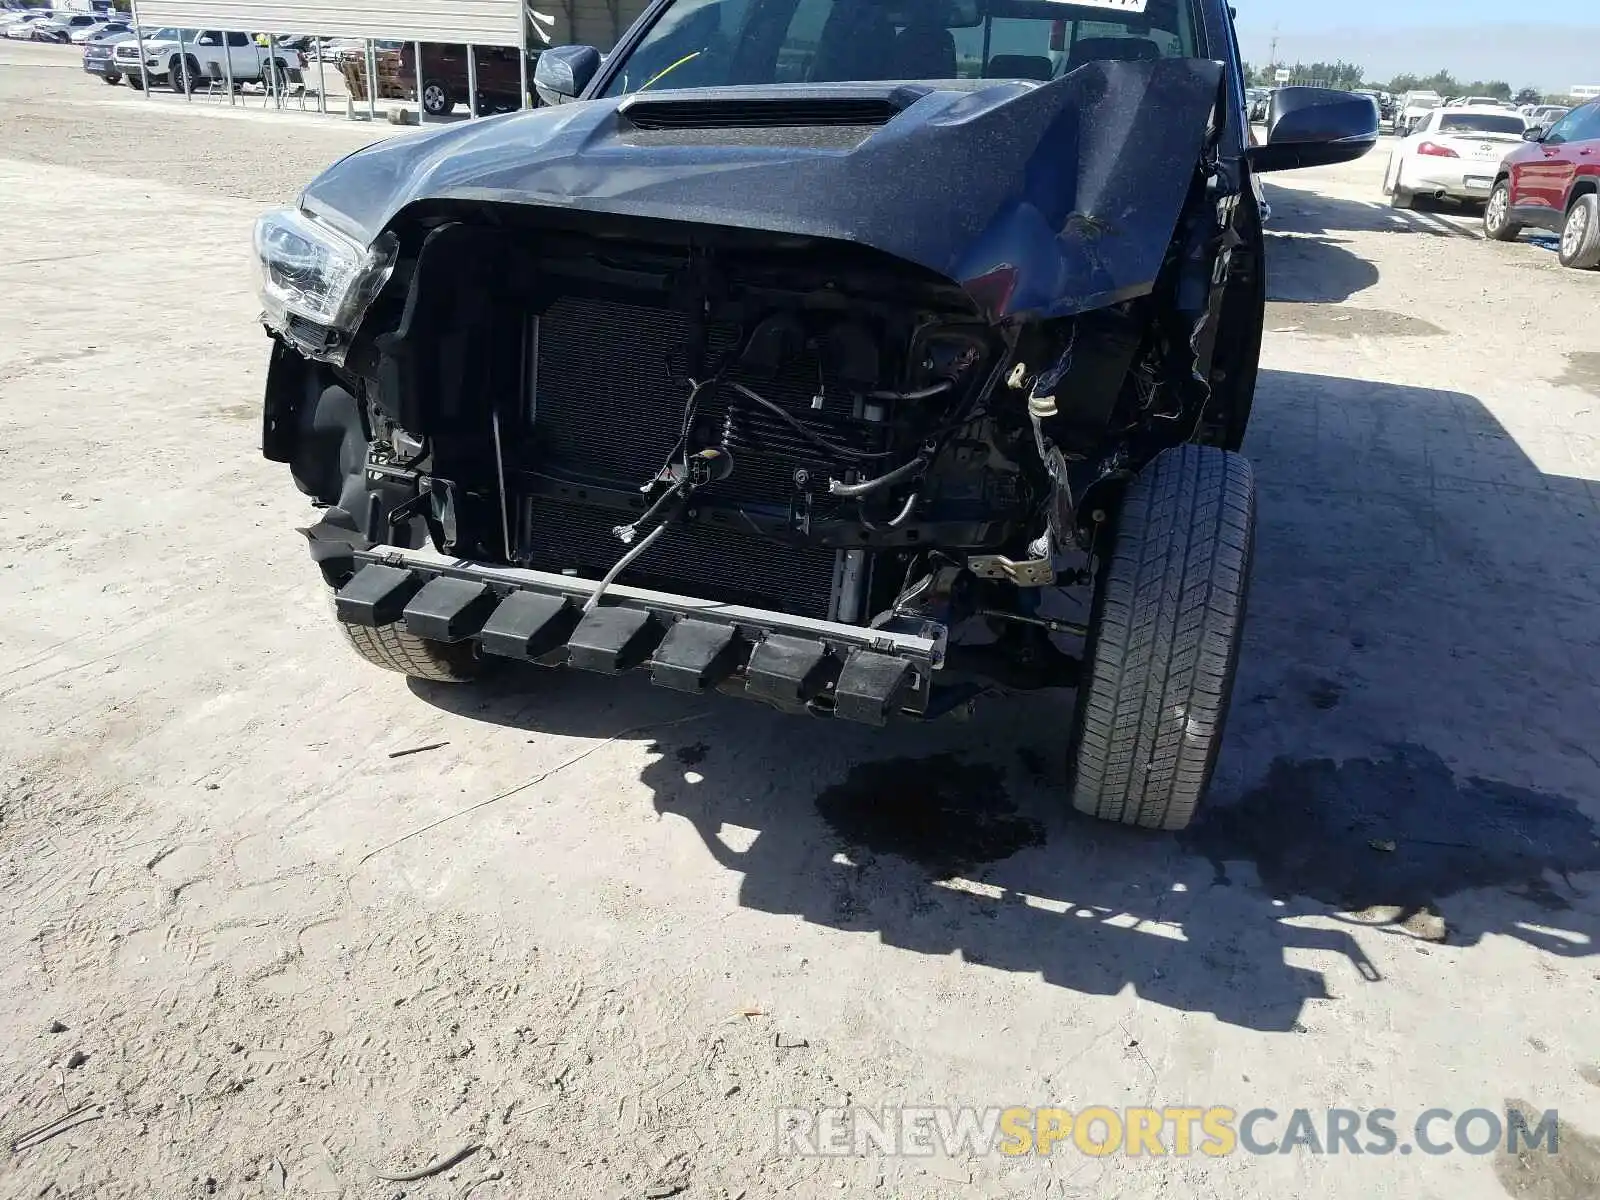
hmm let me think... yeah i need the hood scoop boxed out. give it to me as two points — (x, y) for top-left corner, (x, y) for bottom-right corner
(619, 87), (927, 131)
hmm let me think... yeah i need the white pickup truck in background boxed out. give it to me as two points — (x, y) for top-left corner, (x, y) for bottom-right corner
(113, 28), (306, 92)
(1393, 90), (1444, 135)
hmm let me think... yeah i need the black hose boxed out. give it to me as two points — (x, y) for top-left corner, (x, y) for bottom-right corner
(827, 453), (929, 498)
(866, 380), (954, 402)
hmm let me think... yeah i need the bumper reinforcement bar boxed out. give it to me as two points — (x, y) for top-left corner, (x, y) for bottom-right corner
(339, 547), (947, 726)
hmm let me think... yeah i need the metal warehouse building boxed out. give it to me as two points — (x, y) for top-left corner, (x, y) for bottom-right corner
(130, 0), (655, 49)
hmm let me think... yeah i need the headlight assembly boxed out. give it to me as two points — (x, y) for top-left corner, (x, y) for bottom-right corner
(251, 207), (397, 361)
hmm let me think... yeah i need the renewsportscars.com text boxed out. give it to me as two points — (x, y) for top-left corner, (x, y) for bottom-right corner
(777, 1105), (1561, 1158)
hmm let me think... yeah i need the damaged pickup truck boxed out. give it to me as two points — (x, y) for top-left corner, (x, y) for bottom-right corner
(256, 0), (1377, 830)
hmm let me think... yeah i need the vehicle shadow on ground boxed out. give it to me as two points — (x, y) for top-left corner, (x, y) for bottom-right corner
(1264, 180), (1482, 242)
(414, 370), (1600, 1033)
(1261, 186), (1382, 304)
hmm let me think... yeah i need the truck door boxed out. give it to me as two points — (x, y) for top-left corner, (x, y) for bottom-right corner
(225, 30), (254, 80)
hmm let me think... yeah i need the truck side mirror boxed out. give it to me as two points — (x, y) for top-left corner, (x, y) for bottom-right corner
(1247, 86), (1380, 173)
(534, 44), (601, 105)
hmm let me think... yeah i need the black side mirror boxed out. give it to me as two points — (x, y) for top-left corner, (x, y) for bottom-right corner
(534, 44), (601, 105)
(1247, 86), (1380, 174)
(1523, 126), (1547, 142)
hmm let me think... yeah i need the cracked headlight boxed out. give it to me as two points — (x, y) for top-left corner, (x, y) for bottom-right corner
(251, 207), (397, 354)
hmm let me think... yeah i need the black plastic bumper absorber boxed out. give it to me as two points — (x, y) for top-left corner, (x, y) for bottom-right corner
(745, 635), (838, 706)
(566, 606), (665, 674)
(402, 577), (497, 642)
(478, 592), (580, 662)
(833, 650), (918, 727)
(650, 619), (746, 693)
(335, 564), (423, 627)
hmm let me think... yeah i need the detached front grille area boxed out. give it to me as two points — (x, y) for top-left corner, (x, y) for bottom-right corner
(517, 296), (854, 620)
(520, 497), (840, 618)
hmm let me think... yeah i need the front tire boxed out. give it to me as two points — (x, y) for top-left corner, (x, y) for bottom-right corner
(168, 55), (198, 93)
(338, 618), (489, 683)
(1559, 194), (1600, 270)
(421, 79), (453, 116)
(1483, 181), (1523, 241)
(1067, 444), (1256, 832)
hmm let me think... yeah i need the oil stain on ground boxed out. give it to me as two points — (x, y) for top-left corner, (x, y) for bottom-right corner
(1556, 352), (1600, 399)
(674, 742), (709, 767)
(1265, 302), (1444, 339)
(815, 754), (1045, 877)
(1180, 744), (1600, 913)
(1496, 1099), (1600, 1200)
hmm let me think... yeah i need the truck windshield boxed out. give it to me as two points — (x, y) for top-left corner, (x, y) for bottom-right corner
(601, 0), (1202, 97)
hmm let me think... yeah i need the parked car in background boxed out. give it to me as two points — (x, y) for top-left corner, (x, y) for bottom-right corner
(28, 11), (100, 42)
(2, 11), (55, 38)
(1384, 106), (1527, 209)
(81, 28), (134, 83)
(339, 41), (532, 115)
(1354, 89), (1394, 122)
(319, 36), (403, 60)
(1485, 98), (1600, 269)
(70, 19), (129, 44)
(1525, 105), (1571, 135)
(1394, 90), (1444, 135)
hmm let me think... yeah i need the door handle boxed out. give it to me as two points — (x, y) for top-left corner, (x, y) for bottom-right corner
(1581, 148), (1595, 156)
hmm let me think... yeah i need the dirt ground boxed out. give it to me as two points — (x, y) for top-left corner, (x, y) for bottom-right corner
(3, 39), (1600, 1200)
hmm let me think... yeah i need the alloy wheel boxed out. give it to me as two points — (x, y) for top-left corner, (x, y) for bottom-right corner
(1564, 205), (1589, 259)
(1486, 188), (1507, 233)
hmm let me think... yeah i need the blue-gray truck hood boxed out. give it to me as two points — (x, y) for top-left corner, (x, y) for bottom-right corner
(300, 56), (1224, 322)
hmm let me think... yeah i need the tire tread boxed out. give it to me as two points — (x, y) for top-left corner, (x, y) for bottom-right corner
(1069, 444), (1256, 831)
(338, 620), (483, 683)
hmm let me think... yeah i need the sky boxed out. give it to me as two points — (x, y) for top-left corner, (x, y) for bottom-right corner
(1232, 0), (1600, 91)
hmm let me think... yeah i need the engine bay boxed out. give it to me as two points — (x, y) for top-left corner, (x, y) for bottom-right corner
(347, 217), (1066, 631)
(263, 174), (1251, 706)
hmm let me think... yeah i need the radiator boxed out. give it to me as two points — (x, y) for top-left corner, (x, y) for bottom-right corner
(518, 295), (859, 619)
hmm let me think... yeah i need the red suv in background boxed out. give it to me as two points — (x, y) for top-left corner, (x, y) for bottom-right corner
(1484, 98), (1600, 269)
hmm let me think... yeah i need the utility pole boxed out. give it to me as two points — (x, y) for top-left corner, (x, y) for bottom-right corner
(1268, 25), (1278, 69)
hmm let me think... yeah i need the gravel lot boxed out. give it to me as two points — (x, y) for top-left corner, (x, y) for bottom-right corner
(4, 38), (1600, 1200)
